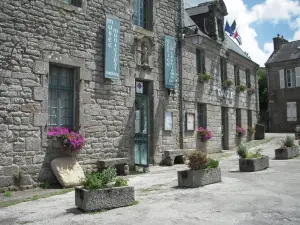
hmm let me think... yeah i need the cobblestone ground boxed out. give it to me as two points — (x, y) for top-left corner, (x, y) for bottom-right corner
(1, 134), (300, 225)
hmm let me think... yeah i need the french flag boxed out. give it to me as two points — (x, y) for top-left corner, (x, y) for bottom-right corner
(234, 31), (242, 45)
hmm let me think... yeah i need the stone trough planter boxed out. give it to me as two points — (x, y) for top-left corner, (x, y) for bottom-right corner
(239, 156), (269, 172)
(275, 146), (299, 160)
(177, 168), (221, 188)
(75, 186), (135, 212)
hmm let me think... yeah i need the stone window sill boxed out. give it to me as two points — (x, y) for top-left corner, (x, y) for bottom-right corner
(133, 26), (154, 37)
(45, 0), (86, 14)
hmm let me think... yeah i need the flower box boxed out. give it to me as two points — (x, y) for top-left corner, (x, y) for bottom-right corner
(239, 156), (269, 172)
(275, 146), (299, 160)
(177, 168), (221, 188)
(75, 186), (135, 212)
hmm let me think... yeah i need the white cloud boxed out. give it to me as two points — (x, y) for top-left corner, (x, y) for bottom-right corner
(184, 0), (300, 66)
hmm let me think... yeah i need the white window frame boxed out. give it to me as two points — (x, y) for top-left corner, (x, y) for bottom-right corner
(285, 69), (296, 88)
(287, 102), (297, 122)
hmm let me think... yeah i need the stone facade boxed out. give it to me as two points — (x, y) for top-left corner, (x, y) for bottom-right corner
(0, 0), (180, 189)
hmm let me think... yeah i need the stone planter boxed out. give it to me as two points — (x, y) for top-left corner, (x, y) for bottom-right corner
(177, 168), (221, 188)
(275, 146), (299, 159)
(247, 134), (254, 142)
(196, 139), (207, 151)
(295, 133), (300, 140)
(239, 156), (269, 172)
(75, 186), (135, 212)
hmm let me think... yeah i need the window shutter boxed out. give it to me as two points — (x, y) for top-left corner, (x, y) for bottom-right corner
(279, 70), (285, 89)
(296, 67), (300, 87)
(201, 51), (206, 73)
(292, 102), (297, 121)
(287, 102), (292, 121)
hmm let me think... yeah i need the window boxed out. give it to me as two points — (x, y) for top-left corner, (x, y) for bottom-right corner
(196, 49), (205, 74)
(220, 57), (227, 83)
(236, 109), (241, 127)
(247, 110), (252, 127)
(133, 0), (153, 30)
(197, 104), (207, 128)
(217, 18), (224, 40)
(246, 70), (251, 88)
(287, 102), (297, 122)
(60, 0), (81, 6)
(285, 69), (296, 88)
(234, 66), (240, 86)
(48, 66), (75, 128)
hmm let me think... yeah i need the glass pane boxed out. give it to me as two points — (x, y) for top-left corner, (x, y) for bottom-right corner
(48, 89), (59, 126)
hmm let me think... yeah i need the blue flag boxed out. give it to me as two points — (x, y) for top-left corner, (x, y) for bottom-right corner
(225, 21), (232, 35)
(231, 20), (237, 33)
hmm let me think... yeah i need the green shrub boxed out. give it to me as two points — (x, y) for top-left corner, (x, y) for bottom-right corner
(295, 125), (300, 133)
(246, 150), (263, 159)
(206, 159), (219, 169)
(114, 177), (128, 187)
(4, 191), (12, 198)
(247, 127), (255, 135)
(188, 151), (209, 170)
(39, 180), (50, 189)
(237, 143), (247, 158)
(198, 73), (212, 82)
(223, 79), (233, 88)
(82, 167), (117, 190)
(282, 136), (295, 147)
(237, 84), (247, 92)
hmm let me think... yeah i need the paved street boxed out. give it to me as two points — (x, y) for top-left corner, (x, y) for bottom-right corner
(1, 134), (300, 225)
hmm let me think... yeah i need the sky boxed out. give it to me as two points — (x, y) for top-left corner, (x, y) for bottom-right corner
(184, 0), (300, 66)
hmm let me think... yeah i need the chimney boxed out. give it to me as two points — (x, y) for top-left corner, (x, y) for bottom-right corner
(273, 34), (288, 52)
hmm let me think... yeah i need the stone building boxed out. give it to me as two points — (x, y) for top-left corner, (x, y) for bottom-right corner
(182, 1), (259, 152)
(265, 35), (300, 132)
(0, 0), (259, 189)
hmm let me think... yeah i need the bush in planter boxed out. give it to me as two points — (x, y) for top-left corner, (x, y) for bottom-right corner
(247, 127), (255, 136)
(281, 136), (295, 148)
(236, 126), (247, 138)
(76, 167), (135, 212)
(178, 151), (221, 187)
(295, 125), (300, 140)
(196, 127), (213, 142)
(275, 136), (299, 159)
(236, 84), (247, 92)
(198, 73), (212, 82)
(222, 79), (233, 88)
(237, 144), (269, 172)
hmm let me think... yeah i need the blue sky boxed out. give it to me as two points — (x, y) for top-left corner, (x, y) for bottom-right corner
(185, 0), (300, 66)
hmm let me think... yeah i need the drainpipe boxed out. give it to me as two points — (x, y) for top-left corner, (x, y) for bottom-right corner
(178, 0), (184, 149)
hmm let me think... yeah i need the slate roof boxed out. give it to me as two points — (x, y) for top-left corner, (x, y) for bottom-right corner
(266, 40), (300, 64)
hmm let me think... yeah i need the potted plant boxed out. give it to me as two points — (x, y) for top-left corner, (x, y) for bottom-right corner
(295, 125), (300, 140)
(247, 127), (255, 141)
(236, 126), (246, 138)
(275, 136), (299, 160)
(222, 79), (233, 89)
(75, 167), (135, 212)
(196, 127), (212, 150)
(237, 144), (269, 172)
(198, 73), (212, 82)
(178, 151), (221, 188)
(236, 84), (247, 93)
(247, 87), (256, 95)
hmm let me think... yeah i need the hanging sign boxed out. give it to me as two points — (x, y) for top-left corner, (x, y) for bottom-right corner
(105, 15), (120, 80)
(164, 36), (177, 89)
(136, 81), (144, 94)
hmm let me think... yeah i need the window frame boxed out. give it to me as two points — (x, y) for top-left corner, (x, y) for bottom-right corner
(197, 103), (207, 128)
(196, 48), (205, 75)
(247, 110), (252, 127)
(220, 57), (227, 83)
(133, 0), (153, 31)
(285, 68), (296, 88)
(234, 65), (240, 86)
(60, 0), (81, 7)
(236, 108), (241, 127)
(48, 65), (76, 129)
(246, 69), (251, 88)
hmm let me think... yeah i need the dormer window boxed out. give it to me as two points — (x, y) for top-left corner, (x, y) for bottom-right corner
(133, 0), (153, 31)
(60, 0), (81, 7)
(217, 18), (224, 40)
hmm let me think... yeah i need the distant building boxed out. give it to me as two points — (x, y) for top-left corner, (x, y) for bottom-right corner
(265, 35), (300, 132)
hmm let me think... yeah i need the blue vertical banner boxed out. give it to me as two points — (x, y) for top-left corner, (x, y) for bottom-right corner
(164, 36), (177, 89)
(105, 15), (120, 80)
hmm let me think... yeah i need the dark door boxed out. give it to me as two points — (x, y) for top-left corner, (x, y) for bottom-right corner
(134, 95), (150, 166)
(222, 107), (229, 150)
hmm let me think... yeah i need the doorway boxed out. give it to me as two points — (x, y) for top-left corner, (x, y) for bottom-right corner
(134, 81), (150, 167)
(222, 107), (229, 150)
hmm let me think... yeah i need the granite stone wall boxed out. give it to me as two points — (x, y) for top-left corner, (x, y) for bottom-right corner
(0, 0), (180, 189)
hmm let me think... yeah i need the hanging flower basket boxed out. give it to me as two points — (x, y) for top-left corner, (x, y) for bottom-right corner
(222, 79), (233, 89)
(236, 126), (247, 138)
(198, 73), (212, 83)
(47, 127), (85, 153)
(236, 84), (247, 93)
(196, 127), (213, 142)
(247, 87), (256, 95)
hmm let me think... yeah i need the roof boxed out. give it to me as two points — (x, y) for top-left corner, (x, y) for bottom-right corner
(266, 40), (300, 64)
(224, 34), (249, 59)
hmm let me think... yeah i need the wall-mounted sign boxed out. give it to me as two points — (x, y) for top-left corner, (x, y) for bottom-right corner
(136, 81), (144, 94)
(105, 14), (120, 80)
(186, 113), (195, 131)
(164, 111), (173, 131)
(164, 36), (177, 89)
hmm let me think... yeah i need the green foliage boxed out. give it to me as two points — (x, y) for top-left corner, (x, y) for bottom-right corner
(114, 177), (128, 187)
(295, 125), (300, 133)
(4, 191), (13, 198)
(206, 159), (219, 169)
(223, 79), (233, 88)
(282, 136), (295, 147)
(258, 68), (268, 110)
(39, 180), (50, 189)
(237, 84), (247, 92)
(237, 143), (248, 158)
(246, 149), (263, 159)
(198, 73), (212, 82)
(247, 127), (255, 135)
(82, 167), (117, 190)
(188, 151), (210, 170)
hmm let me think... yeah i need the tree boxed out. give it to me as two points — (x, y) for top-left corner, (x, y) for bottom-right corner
(258, 68), (268, 111)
